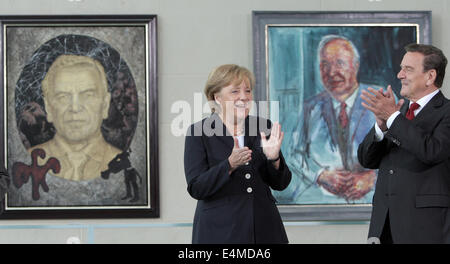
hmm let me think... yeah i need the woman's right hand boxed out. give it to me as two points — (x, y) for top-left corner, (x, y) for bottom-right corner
(228, 137), (252, 173)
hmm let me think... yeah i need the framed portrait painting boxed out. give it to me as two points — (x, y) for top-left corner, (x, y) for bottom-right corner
(0, 15), (159, 218)
(253, 11), (431, 220)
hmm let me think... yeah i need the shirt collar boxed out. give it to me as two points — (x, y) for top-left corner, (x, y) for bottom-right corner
(52, 132), (106, 162)
(331, 85), (359, 110)
(411, 89), (440, 109)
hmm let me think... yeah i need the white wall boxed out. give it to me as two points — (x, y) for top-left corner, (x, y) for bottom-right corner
(0, 0), (448, 244)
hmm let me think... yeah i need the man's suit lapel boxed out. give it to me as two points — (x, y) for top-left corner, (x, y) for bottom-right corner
(320, 94), (351, 169)
(413, 91), (445, 122)
(349, 86), (368, 140)
(400, 98), (410, 116)
(320, 95), (340, 148)
(386, 91), (444, 149)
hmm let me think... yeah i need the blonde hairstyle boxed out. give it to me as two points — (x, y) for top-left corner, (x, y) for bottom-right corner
(204, 64), (255, 113)
(41, 54), (108, 97)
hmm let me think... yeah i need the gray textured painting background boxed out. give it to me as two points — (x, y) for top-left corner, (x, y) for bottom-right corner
(5, 26), (149, 207)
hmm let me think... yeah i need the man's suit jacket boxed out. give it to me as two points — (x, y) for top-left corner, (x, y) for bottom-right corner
(358, 91), (450, 243)
(184, 114), (291, 244)
(281, 83), (377, 204)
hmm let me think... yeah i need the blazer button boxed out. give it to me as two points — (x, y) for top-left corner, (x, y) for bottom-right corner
(245, 173), (251, 179)
(247, 187), (253, 193)
(389, 169), (394, 175)
(245, 162), (249, 165)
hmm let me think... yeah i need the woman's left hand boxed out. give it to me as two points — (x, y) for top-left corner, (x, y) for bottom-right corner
(261, 122), (284, 161)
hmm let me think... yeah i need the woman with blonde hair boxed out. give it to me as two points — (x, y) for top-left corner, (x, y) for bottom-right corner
(184, 64), (291, 243)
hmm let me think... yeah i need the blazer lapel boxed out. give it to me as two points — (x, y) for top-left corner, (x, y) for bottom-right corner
(413, 91), (445, 122)
(208, 114), (262, 150)
(320, 95), (339, 148)
(244, 116), (259, 149)
(400, 98), (410, 116)
(208, 113), (234, 149)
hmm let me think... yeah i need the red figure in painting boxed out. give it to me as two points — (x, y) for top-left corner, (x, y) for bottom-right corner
(12, 148), (60, 200)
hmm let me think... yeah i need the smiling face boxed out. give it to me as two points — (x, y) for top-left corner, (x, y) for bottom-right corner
(320, 39), (359, 102)
(397, 51), (437, 102)
(214, 78), (252, 124)
(44, 63), (110, 144)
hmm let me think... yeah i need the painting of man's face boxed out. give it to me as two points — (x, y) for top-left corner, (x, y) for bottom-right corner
(266, 25), (418, 207)
(319, 39), (359, 100)
(7, 32), (145, 207)
(45, 62), (111, 144)
(1, 16), (159, 219)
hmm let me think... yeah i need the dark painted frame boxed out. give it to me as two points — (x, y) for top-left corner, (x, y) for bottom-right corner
(252, 11), (431, 221)
(0, 15), (159, 219)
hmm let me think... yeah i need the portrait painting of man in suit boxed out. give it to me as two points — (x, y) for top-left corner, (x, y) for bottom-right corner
(4, 29), (148, 208)
(29, 54), (122, 182)
(266, 26), (418, 205)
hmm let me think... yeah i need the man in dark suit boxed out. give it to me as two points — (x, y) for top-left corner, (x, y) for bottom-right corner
(358, 43), (450, 243)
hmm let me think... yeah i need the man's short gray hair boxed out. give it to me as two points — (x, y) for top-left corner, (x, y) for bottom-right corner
(317, 35), (360, 66)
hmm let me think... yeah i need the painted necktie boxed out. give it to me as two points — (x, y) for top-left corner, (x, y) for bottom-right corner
(338, 102), (349, 128)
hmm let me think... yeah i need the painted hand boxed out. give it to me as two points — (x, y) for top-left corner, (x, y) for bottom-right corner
(343, 170), (376, 201)
(317, 169), (353, 196)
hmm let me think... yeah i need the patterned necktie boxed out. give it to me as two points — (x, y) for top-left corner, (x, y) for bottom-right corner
(338, 102), (349, 128)
(406, 102), (420, 120)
